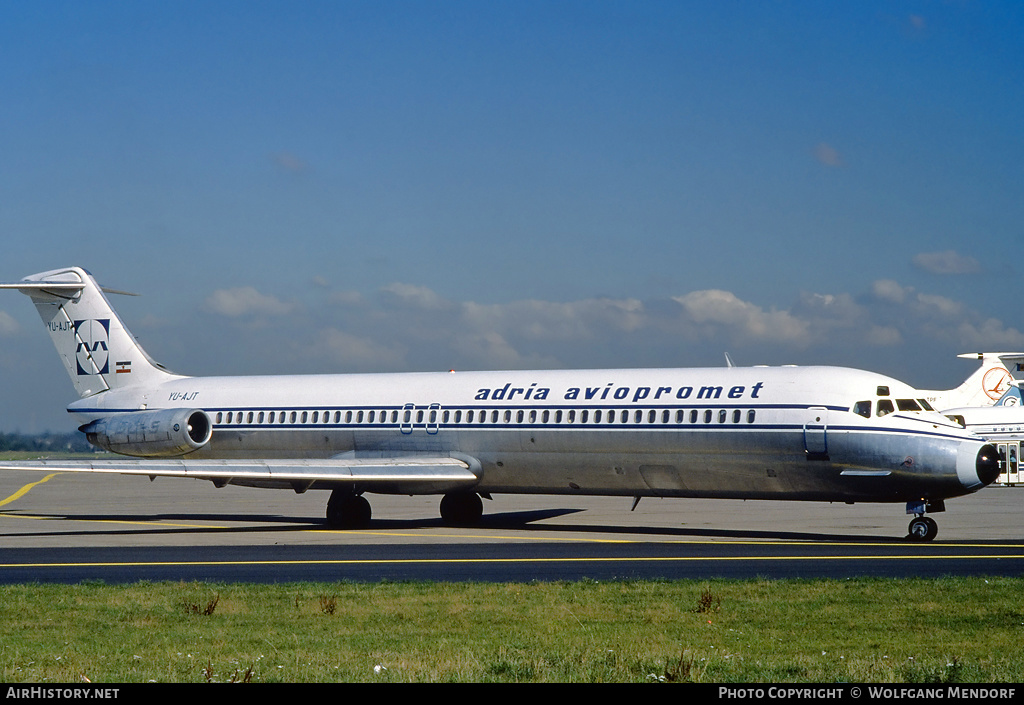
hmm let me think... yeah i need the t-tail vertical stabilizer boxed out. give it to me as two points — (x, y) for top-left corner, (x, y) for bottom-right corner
(924, 353), (1024, 411)
(0, 267), (184, 397)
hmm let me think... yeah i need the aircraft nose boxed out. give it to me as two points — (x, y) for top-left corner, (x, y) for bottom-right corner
(975, 443), (1001, 486)
(957, 441), (1000, 490)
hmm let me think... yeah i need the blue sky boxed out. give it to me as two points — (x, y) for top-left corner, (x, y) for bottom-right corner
(1, 1), (1022, 432)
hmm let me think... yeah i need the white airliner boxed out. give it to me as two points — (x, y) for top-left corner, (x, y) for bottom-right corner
(0, 267), (1005, 542)
(943, 379), (1024, 486)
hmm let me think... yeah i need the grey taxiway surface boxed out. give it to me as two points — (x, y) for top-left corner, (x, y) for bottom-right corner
(1, 469), (1022, 583)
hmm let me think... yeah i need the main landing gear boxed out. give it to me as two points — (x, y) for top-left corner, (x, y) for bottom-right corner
(325, 489), (484, 528)
(326, 492), (371, 528)
(906, 499), (943, 543)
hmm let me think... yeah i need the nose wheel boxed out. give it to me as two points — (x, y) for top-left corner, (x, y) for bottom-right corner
(908, 515), (938, 542)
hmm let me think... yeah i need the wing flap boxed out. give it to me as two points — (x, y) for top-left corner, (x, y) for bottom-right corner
(0, 455), (480, 492)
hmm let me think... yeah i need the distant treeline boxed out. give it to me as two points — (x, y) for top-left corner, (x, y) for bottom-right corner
(0, 431), (93, 453)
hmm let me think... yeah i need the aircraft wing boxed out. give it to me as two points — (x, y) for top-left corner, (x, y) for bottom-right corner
(0, 455), (481, 494)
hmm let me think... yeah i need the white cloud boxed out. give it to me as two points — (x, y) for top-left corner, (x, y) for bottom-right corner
(380, 283), (451, 311)
(916, 293), (964, 318)
(912, 250), (981, 275)
(673, 290), (810, 345)
(871, 279), (907, 304)
(0, 311), (20, 336)
(315, 327), (405, 370)
(271, 151), (310, 173)
(462, 297), (646, 343)
(204, 287), (295, 317)
(814, 142), (843, 167)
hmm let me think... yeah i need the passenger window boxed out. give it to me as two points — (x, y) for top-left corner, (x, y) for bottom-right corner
(853, 401), (871, 418)
(747, 410), (756, 424)
(876, 400), (895, 417)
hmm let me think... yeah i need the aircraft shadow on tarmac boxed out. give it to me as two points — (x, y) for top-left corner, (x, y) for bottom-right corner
(0, 506), (948, 543)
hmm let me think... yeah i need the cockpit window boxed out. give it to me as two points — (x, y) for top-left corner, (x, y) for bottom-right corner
(876, 400), (895, 416)
(918, 399), (934, 411)
(853, 401), (871, 418)
(896, 399), (922, 411)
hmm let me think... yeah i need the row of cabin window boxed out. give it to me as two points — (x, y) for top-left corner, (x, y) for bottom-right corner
(214, 408), (760, 427)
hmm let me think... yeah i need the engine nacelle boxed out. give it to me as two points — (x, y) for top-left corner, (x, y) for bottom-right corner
(81, 408), (213, 457)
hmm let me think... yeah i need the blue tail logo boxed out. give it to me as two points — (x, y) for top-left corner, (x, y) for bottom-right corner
(75, 318), (110, 375)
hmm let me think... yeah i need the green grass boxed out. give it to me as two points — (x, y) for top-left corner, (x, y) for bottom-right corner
(1, 577), (1022, 683)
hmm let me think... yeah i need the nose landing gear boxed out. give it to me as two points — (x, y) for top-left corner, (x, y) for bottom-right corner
(908, 515), (938, 542)
(906, 499), (943, 542)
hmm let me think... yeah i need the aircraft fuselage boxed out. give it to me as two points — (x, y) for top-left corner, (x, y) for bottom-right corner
(68, 365), (990, 503)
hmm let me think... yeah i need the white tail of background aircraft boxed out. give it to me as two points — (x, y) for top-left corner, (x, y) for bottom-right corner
(922, 353), (1024, 411)
(0, 267), (1003, 541)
